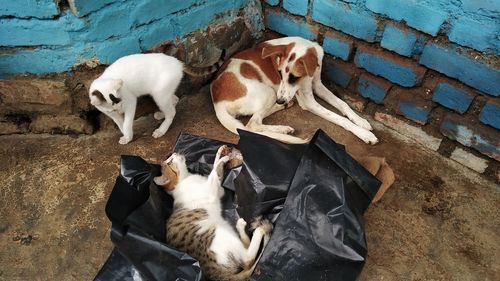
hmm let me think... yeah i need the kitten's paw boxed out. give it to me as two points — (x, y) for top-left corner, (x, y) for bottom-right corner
(152, 129), (166, 139)
(250, 216), (273, 234)
(227, 148), (243, 169)
(119, 135), (132, 145)
(236, 218), (247, 229)
(153, 111), (165, 120)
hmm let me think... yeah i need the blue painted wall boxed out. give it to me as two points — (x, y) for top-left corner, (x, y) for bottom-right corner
(0, 0), (257, 78)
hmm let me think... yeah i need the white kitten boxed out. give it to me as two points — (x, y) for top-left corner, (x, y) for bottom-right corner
(89, 52), (222, 144)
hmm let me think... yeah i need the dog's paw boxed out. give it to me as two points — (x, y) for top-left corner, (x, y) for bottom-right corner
(153, 111), (165, 120)
(359, 130), (379, 145)
(354, 117), (373, 131)
(270, 125), (295, 134)
(119, 135), (132, 145)
(216, 145), (232, 158)
(152, 129), (165, 139)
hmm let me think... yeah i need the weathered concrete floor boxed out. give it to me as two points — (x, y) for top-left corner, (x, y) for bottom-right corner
(0, 89), (498, 281)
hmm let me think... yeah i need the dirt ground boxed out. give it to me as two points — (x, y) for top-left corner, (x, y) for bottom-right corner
(0, 87), (498, 281)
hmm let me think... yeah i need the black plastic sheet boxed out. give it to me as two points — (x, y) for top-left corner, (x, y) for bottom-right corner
(94, 130), (380, 281)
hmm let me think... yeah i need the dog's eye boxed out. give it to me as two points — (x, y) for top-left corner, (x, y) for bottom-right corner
(288, 74), (299, 84)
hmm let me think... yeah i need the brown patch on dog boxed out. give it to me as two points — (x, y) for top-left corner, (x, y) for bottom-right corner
(289, 53), (296, 61)
(240, 62), (262, 82)
(292, 47), (318, 77)
(211, 72), (247, 103)
(232, 47), (279, 85)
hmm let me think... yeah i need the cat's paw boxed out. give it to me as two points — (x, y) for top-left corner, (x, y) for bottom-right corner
(236, 218), (247, 230)
(227, 148), (243, 169)
(250, 216), (273, 234)
(119, 135), (132, 145)
(152, 129), (166, 139)
(153, 111), (165, 120)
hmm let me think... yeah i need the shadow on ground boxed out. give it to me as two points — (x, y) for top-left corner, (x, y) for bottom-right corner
(0, 87), (498, 280)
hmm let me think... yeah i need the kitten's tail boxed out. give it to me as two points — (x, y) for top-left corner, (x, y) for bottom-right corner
(231, 219), (273, 281)
(183, 49), (226, 77)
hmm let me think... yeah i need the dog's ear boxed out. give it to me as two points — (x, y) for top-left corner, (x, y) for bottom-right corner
(90, 90), (105, 105)
(110, 79), (123, 90)
(296, 47), (319, 77)
(261, 44), (286, 59)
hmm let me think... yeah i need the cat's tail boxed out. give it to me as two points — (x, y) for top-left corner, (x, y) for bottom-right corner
(183, 49), (226, 77)
(214, 103), (309, 144)
(232, 218), (273, 281)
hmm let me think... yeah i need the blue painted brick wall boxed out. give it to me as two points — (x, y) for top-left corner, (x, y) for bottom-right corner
(398, 100), (433, 124)
(366, 0), (447, 36)
(420, 44), (500, 97)
(266, 10), (317, 40)
(357, 74), (392, 104)
(265, 0), (280, 6)
(479, 101), (500, 130)
(432, 83), (474, 114)
(312, 0), (378, 42)
(380, 25), (417, 57)
(283, 0), (308, 16)
(441, 114), (500, 161)
(0, 0), (59, 19)
(448, 17), (500, 53)
(322, 33), (352, 61)
(70, 0), (120, 17)
(323, 59), (355, 88)
(354, 47), (426, 87)
(0, 0), (253, 77)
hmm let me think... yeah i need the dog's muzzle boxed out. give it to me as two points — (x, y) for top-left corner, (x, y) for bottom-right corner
(276, 98), (286, 105)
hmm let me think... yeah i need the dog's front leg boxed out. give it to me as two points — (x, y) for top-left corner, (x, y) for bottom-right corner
(119, 100), (136, 145)
(296, 88), (378, 144)
(312, 71), (373, 131)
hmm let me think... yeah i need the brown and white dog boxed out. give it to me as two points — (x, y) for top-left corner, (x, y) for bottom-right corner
(210, 36), (378, 144)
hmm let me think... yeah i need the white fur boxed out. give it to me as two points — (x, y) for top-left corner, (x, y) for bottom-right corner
(89, 53), (184, 144)
(162, 150), (269, 267)
(211, 36), (378, 144)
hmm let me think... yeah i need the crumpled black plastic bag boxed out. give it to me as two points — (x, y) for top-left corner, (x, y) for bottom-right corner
(94, 129), (380, 281)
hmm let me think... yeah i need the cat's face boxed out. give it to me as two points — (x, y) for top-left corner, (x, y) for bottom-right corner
(154, 153), (187, 191)
(89, 78), (123, 109)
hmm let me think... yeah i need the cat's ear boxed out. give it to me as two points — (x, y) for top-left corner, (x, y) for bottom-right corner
(111, 79), (123, 90)
(154, 176), (170, 187)
(90, 90), (105, 105)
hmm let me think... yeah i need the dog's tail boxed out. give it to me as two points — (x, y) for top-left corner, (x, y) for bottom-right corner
(214, 104), (309, 144)
(183, 49), (226, 77)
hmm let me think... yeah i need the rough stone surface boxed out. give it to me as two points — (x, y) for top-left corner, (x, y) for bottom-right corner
(0, 78), (71, 115)
(374, 112), (442, 151)
(450, 147), (489, 173)
(29, 115), (94, 135)
(0, 122), (23, 135)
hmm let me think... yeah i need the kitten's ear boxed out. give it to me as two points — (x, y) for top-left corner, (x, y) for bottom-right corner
(111, 79), (123, 90)
(90, 90), (105, 105)
(154, 176), (170, 187)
